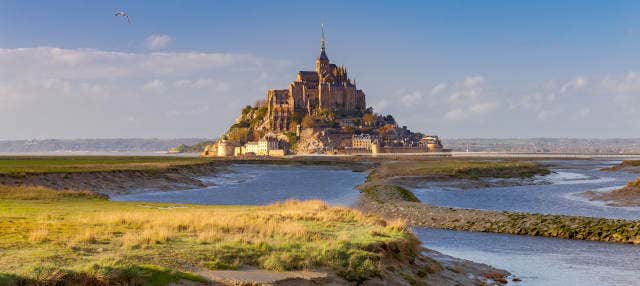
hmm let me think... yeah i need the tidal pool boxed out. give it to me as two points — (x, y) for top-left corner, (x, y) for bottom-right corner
(111, 164), (366, 206)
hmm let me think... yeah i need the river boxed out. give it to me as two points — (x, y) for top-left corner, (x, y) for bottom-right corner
(111, 161), (640, 285)
(411, 160), (640, 219)
(111, 164), (366, 206)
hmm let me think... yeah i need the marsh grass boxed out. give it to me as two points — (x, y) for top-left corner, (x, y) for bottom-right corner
(0, 187), (413, 285)
(0, 156), (215, 175)
(28, 225), (49, 243)
(371, 160), (549, 181)
(0, 185), (107, 200)
(627, 177), (640, 189)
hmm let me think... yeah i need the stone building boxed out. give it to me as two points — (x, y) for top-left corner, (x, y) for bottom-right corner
(244, 138), (279, 155)
(233, 138), (284, 156)
(216, 139), (236, 157)
(352, 134), (374, 150)
(267, 26), (366, 132)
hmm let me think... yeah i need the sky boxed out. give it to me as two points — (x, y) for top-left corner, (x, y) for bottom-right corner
(1, 0), (640, 139)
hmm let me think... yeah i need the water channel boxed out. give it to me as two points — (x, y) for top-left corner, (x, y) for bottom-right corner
(111, 161), (640, 285)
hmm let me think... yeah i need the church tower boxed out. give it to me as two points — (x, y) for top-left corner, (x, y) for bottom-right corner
(315, 24), (330, 78)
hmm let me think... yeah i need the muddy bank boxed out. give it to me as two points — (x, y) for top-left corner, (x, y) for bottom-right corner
(602, 160), (640, 173)
(385, 175), (547, 189)
(0, 157), (373, 196)
(582, 178), (640, 207)
(210, 156), (376, 172)
(357, 185), (640, 244)
(0, 162), (226, 195)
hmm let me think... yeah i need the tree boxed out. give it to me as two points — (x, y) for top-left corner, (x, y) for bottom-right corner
(362, 113), (375, 127)
(377, 124), (397, 142)
(384, 115), (396, 124)
(312, 108), (336, 127)
(226, 127), (249, 143)
(301, 115), (315, 129)
(241, 105), (253, 116)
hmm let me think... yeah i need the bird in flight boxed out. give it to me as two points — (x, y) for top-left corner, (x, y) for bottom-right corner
(114, 10), (132, 24)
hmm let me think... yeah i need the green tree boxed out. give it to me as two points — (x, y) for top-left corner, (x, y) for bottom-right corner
(362, 113), (375, 127)
(226, 127), (250, 143)
(241, 105), (253, 116)
(312, 108), (336, 127)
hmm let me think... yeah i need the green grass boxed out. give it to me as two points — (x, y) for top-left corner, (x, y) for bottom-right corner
(0, 187), (415, 285)
(360, 185), (420, 203)
(0, 156), (215, 175)
(370, 160), (549, 182)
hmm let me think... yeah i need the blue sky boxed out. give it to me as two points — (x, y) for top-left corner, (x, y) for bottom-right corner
(2, 1), (640, 139)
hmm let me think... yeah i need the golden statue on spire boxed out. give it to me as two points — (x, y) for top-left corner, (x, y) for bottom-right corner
(321, 23), (326, 51)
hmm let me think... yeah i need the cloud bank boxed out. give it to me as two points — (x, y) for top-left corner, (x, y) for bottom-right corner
(1, 46), (639, 139)
(0, 47), (291, 139)
(376, 73), (640, 138)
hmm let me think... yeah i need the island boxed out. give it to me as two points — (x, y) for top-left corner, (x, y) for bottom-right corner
(202, 29), (444, 157)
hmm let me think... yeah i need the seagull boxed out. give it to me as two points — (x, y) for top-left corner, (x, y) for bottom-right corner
(114, 10), (132, 24)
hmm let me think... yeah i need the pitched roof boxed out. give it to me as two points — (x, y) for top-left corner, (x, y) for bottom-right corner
(298, 71), (319, 81)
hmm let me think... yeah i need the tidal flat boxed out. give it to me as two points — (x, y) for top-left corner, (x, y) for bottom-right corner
(0, 156), (516, 286)
(1, 155), (639, 285)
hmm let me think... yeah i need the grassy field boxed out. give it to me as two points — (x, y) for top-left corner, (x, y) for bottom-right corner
(0, 186), (413, 285)
(0, 156), (215, 175)
(367, 159), (549, 182)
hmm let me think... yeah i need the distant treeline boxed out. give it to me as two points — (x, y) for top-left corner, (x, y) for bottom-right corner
(170, 140), (216, 153)
(0, 138), (211, 153)
(443, 138), (640, 154)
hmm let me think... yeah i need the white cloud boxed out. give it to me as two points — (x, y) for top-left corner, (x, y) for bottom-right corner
(430, 83), (448, 95)
(601, 71), (640, 94)
(381, 72), (640, 137)
(141, 79), (167, 93)
(560, 76), (588, 94)
(172, 78), (230, 91)
(145, 34), (174, 50)
(445, 109), (468, 121)
(470, 101), (498, 114)
(400, 90), (423, 106)
(0, 47), (291, 139)
(463, 76), (484, 87)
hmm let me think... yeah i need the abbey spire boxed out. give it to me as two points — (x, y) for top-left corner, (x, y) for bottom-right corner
(318, 24), (329, 62)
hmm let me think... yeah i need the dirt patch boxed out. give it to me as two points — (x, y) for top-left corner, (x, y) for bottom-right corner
(199, 268), (333, 285)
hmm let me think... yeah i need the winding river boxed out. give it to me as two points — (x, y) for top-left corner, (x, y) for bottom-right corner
(111, 161), (640, 285)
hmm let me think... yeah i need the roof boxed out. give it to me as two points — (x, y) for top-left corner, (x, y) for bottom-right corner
(298, 71), (319, 81)
(318, 49), (329, 61)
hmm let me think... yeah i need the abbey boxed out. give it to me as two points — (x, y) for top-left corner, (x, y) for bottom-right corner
(201, 26), (445, 157)
(267, 27), (366, 132)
